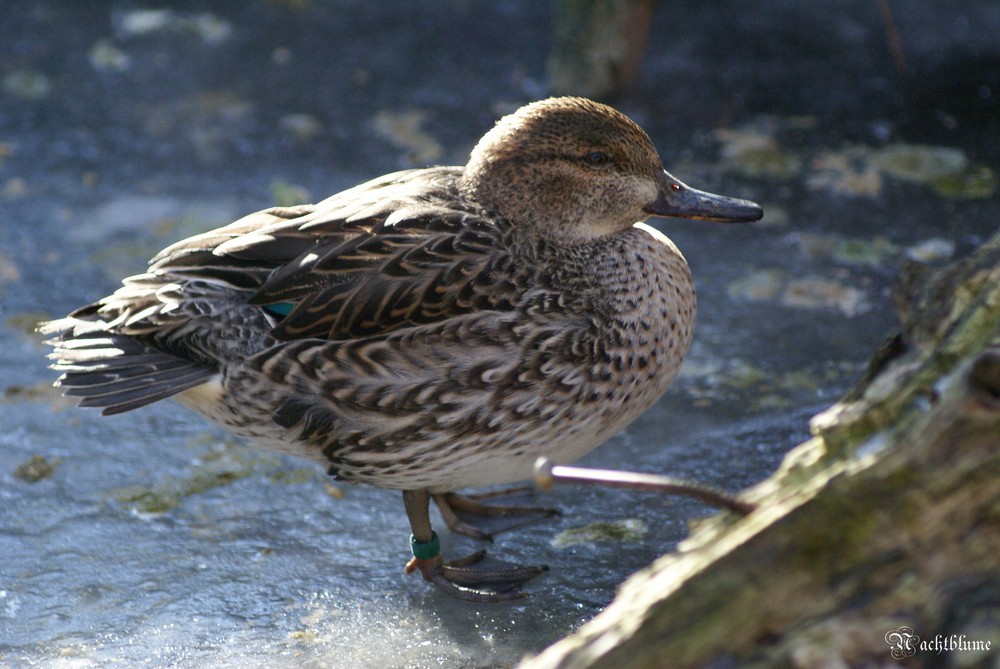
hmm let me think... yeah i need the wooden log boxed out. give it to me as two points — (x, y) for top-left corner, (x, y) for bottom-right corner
(520, 234), (1000, 668)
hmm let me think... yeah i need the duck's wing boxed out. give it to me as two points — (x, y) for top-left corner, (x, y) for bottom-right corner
(43, 167), (522, 415)
(151, 166), (521, 341)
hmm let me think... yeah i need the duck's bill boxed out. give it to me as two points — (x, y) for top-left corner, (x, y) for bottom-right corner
(644, 172), (763, 223)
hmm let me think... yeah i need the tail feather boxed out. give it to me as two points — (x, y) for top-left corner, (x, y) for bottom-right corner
(73, 367), (216, 416)
(61, 363), (211, 396)
(44, 321), (217, 416)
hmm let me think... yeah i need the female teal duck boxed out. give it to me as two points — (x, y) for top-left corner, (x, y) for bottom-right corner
(43, 97), (762, 601)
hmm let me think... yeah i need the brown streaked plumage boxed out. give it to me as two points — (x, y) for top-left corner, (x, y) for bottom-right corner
(42, 97), (762, 601)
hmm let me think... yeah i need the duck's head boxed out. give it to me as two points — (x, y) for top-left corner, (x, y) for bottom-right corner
(460, 97), (762, 244)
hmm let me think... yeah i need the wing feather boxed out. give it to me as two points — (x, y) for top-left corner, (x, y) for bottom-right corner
(44, 165), (529, 418)
(149, 166), (522, 341)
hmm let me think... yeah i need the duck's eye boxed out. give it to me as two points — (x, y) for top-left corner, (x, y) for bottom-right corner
(583, 151), (611, 168)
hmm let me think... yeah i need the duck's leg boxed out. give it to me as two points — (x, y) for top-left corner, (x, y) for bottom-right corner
(401, 490), (547, 602)
(432, 490), (560, 541)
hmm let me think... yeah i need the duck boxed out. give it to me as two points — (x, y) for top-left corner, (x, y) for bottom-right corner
(42, 97), (762, 602)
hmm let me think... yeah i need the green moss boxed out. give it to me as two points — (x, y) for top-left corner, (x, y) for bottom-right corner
(552, 519), (647, 548)
(727, 269), (784, 302)
(789, 498), (877, 579)
(931, 166), (996, 199)
(726, 362), (769, 389)
(5, 312), (51, 337)
(268, 468), (323, 485)
(872, 143), (996, 199)
(786, 462), (920, 584)
(873, 144), (968, 182)
(3, 382), (57, 403)
(13, 454), (61, 483)
(723, 138), (802, 179)
(832, 237), (899, 267)
(2, 70), (52, 100)
(104, 440), (328, 515)
(108, 468), (253, 515)
(107, 442), (261, 514)
(184, 468), (252, 495)
(110, 484), (181, 514)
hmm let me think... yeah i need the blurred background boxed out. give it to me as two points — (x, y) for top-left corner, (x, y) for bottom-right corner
(1, 1), (997, 667)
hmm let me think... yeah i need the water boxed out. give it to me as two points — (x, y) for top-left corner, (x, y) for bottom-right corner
(2, 1), (998, 667)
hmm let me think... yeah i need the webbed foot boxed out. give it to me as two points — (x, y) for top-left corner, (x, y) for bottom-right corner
(405, 544), (547, 602)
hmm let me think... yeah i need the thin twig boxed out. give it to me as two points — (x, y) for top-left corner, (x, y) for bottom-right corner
(877, 0), (909, 78)
(533, 458), (756, 515)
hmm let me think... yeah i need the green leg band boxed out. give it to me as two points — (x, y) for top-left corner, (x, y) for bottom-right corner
(410, 531), (440, 560)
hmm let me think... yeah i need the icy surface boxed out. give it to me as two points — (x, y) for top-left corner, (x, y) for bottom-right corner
(2, 1), (998, 667)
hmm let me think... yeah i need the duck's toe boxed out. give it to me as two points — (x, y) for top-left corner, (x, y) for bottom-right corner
(405, 549), (547, 603)
(432, 490), (561, 542)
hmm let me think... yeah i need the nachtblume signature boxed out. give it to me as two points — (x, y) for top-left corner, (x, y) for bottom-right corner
(885, 627), (992, 659)
(885, 627), (919, 659)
